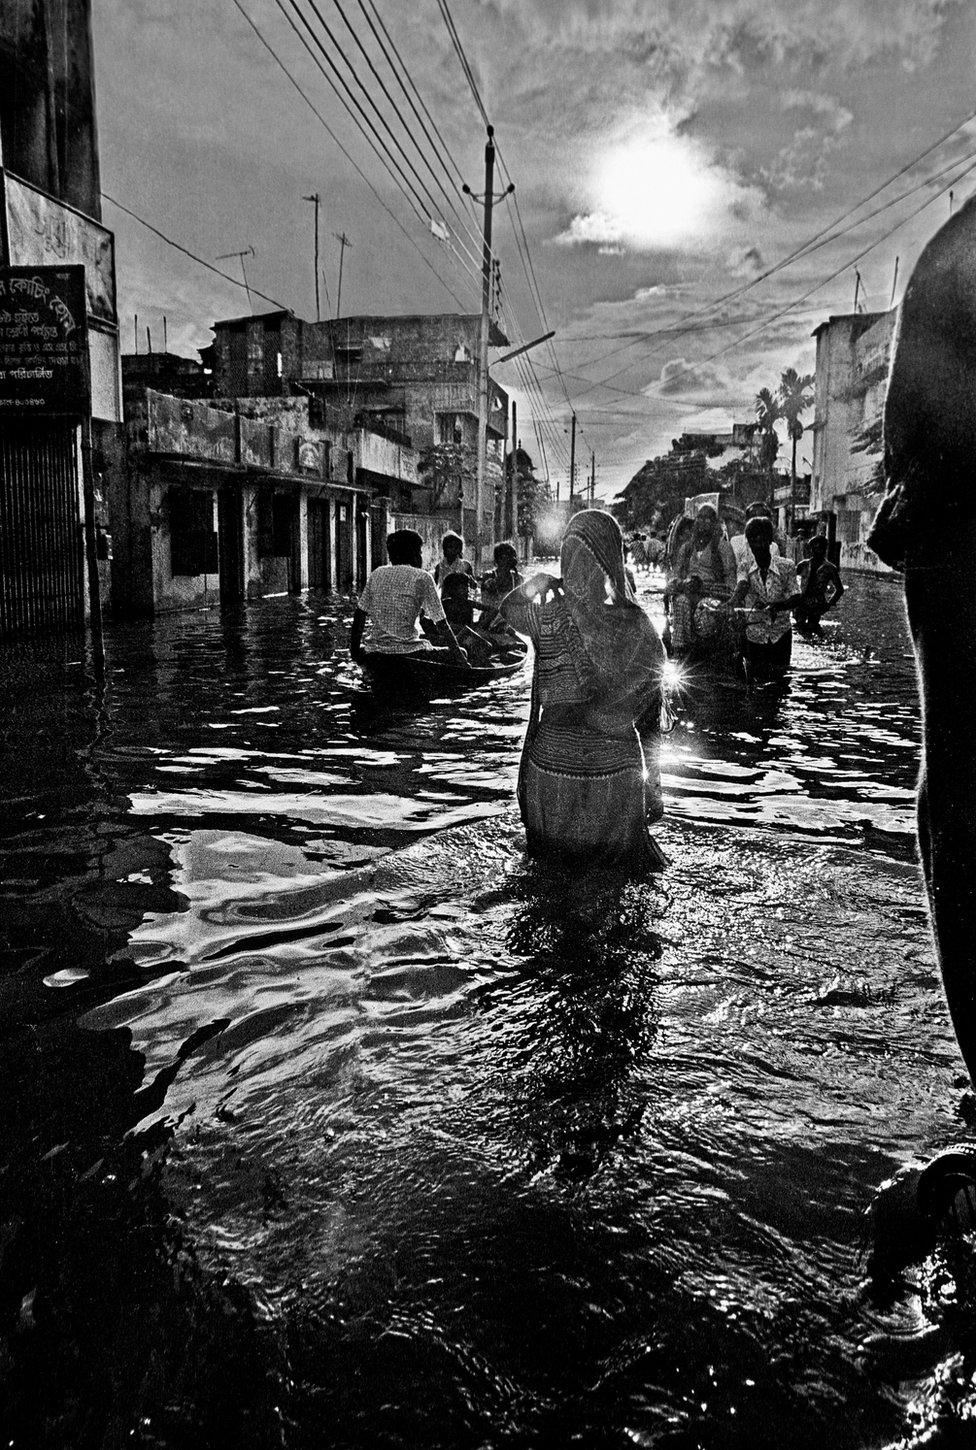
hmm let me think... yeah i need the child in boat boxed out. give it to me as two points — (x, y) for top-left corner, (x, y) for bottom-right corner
(795, 536), (844, 635)
(434, 531), (475, 588)
(479, 542), (523, 621)
(349, 528), (469, 666)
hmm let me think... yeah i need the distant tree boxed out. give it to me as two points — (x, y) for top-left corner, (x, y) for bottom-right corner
(755, 387), (781, 484)
(418, 441), (475, 510)
(778, 366), (815, 526)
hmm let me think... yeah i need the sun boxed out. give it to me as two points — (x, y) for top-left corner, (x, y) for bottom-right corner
(593, 130), (735, 249)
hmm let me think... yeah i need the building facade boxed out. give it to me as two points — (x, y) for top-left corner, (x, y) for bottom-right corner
(210, 311), (509, 541)
(0, 0), (122, 635)
(809, 309), (896, 572)
(112, 388), (418, 615)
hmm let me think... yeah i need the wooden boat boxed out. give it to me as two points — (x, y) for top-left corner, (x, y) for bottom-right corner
(359, 647), (527, 694)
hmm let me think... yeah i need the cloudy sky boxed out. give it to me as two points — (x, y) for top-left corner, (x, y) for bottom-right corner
(94, 0), (976, 497)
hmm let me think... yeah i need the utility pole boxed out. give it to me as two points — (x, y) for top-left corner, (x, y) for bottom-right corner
(303, 193), (321, 321)
(590, 451), (595, 504)
(464, 125), (513, 567)
(334, 231), (352, 317)
(852, 268), (862, 314)
(569, 412), (577, 505)
(889, 255), (900, 308)
(509, 399), (518, 541)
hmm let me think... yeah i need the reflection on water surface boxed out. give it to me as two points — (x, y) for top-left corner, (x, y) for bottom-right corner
(0, 575), (969, 1448)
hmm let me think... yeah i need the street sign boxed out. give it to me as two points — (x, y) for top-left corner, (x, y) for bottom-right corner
(0, 265), (89, 416)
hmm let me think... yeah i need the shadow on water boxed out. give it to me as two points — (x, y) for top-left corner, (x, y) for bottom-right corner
(0, 580), (973, 1447)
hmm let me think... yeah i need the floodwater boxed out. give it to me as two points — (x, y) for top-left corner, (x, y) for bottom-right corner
(0, 575), (972, 1448)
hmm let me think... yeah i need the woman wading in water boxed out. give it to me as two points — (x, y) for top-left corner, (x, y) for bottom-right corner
(499, 510), (666, 873)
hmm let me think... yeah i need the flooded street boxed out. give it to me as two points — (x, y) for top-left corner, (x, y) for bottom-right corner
(0, 575), (968, 1449)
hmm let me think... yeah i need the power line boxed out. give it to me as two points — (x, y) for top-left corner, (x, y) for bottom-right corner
(329, 0), (479, 253)
(316, 0), (486, 277)
(564, 106), (976, 379)
(357, 0), (469, 193)
(570, 145), (976, 404)
(101, 190), (292, 312)
(435, 0), (490, 128)
(232, 0), (472, 308)
(273, 0), (482, 293)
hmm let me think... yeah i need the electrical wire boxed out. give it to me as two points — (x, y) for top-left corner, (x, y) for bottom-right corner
(328, 0), (482, 255)
(274, 0), (482, 292)
(295, 0), (486, 283)
(101, 190), (292, 311)
(232, 0), (472, 309)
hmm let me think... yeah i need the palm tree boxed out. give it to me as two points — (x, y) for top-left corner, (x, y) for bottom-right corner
(778, 367), (814, 530)
(755, 386), (780, 495)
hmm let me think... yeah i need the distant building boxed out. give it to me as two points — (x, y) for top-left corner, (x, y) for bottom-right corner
(614, 422), (768, 531)
(209, 311), (510, 543)
(121, 351), (212, 415)
(112, 388), (418, 615)
(0, 0), (122, 634)
(809, 310), (896, 572)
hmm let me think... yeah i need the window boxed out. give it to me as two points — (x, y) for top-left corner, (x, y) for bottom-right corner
(256, 491), (296, 557)
(437, 412), (464, 446)
(169, 489), (218, 576)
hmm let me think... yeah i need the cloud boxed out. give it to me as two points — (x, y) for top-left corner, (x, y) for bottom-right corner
(780, 89), (853, 134)
(657, 356), (734, 399)
(727, 245), (764, 276)
(553, 120), (766, 253)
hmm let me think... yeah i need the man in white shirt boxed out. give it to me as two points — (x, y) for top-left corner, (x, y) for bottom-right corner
(350, 529), (469, 665)
(730, 516), (801, 686)
(730, 502), (783, 582)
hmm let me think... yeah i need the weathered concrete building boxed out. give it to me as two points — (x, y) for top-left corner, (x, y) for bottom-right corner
(112, 388), (418, 616)
(210, 311), (509, 540)
(809, 310), (896, 572)
(0, 0), (122, 634)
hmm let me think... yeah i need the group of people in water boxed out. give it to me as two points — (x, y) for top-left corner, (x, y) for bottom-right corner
(661, 501), (844, 685)
(351, 505), (844, 875)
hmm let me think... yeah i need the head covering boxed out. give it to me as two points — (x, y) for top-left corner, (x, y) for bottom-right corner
(558, 510), (662, 696)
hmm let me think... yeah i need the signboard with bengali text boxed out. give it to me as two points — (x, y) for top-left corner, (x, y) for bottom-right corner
(0, 266), (89, 416)
(6, 175), (116, 325)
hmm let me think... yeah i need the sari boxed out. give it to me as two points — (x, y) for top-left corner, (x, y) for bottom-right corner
(503, 510), (666, 872)
(670, 518), (736, 654)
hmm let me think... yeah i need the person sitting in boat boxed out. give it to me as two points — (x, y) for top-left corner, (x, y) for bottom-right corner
(439, 570), (477, 631)
(666, 505), (737, 656)
(729, 516), (800, 686)
(349, 528), (469, 667)
(434, 531), (475, 588)
(480, 542), (523, 622)
(795, 535), (844, 636)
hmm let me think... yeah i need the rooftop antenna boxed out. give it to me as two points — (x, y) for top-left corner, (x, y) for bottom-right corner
(333, 231), (352, 317)
(216, 246), (256, 312)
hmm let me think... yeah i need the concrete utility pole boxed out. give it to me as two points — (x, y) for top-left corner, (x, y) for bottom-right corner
(303, 193), (321, 321)
(590, 450), (595, 504)
(509, 399), (518, 540)
(569, 412), (577, 503)
(464, 125), (513, 567)
(334, 231), (352, 317)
